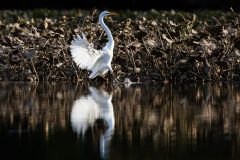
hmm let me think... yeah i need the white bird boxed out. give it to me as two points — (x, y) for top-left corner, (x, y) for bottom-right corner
(70, 86), (115, 159)
(70, 11), (118, 80)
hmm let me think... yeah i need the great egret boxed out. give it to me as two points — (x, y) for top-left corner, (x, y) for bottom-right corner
(70, 11), (118, 80)
(70, 86), (115, 159)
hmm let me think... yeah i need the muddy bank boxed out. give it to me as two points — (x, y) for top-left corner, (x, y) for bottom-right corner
(0, 9), (240, 83)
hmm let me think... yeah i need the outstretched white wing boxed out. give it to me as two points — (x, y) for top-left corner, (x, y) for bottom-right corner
(70, 33), (103, 71)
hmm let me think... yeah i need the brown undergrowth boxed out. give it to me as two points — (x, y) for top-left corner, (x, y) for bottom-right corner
(0, 9), (240, 83)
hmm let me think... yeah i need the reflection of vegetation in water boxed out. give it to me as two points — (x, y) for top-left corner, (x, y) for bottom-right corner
(115, 85), (239, 133)
(0, 83), (79, 138)
(0, 83), (240, 158)
(113, 84), (240, 159)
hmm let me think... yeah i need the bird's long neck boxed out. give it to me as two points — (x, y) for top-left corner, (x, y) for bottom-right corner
(99, 16), (114, 50)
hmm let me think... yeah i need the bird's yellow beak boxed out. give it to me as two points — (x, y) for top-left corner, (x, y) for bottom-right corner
(108, 12), (119, 16)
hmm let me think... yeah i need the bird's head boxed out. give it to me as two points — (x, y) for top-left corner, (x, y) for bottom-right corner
(100, 11), (119, 18)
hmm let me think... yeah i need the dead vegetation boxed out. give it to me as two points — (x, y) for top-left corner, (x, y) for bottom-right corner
(0, 9), (240, 83)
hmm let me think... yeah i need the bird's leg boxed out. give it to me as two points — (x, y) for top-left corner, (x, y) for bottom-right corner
(108, 67), (121, 83)
(111, 72), (120, 83)
(89, 70), (98, 79)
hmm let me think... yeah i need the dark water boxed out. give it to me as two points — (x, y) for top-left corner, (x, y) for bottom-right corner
(0, 82), (239, 160)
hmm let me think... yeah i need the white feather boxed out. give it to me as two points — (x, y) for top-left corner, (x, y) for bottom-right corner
(70, 33), (103, 71)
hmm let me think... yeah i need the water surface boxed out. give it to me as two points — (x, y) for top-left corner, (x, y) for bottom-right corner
(0, 82), (239, 160)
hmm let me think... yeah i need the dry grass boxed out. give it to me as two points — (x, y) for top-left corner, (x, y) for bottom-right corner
(0, 9), (240, 82)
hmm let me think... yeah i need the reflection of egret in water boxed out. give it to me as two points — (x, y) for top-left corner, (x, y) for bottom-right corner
(70, 86), (115, 159)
